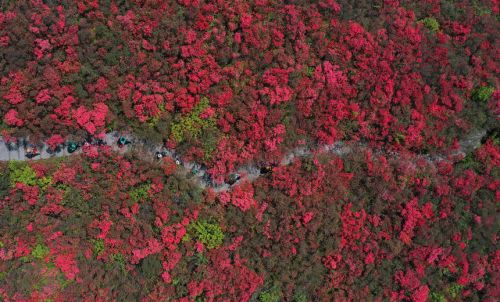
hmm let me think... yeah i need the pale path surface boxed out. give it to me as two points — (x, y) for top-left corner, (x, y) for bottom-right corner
(0, 129), (488, 192)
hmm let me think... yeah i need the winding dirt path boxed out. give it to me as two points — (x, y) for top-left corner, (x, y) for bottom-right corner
(0, 129), (487, 192)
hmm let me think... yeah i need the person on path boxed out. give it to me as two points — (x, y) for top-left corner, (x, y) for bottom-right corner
(67, 142), (79, 153)
(25, 145), (40, 159)
(227, 173), (241, 185)
(117, 136), (131, 147)
(155, 151), (168, 160)
(260, 164), (275, 175)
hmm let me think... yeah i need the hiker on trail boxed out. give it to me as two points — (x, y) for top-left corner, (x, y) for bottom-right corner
(202, 173), (213, 186)
(25, 145), (40, 159)
(227, 173), (241, 185)
(155, 151), (168, 160)
(117, 136), (131, 147)
(191, 165), (200, 175)
(260, 164), (275, 175)
(67, 141), (79, 153)
(94, 138), (107, 146)
(172, 153), (182, 165)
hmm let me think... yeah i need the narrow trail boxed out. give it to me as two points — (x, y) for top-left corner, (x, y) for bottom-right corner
(0, 129), (487, 192)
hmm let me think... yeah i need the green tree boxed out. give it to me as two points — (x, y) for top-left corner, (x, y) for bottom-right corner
(8, 161), (52, 189)
(472, 86), (495, 102)
(128, 183), (151, 205)
(91, 239), (105, 257)
(420, 17), (440, 32)
(171, 97), (216, 143)
(32, 243), (50, 260)
(259, 285), (283, 302)
(188, 220), (224, 249)
(9, 161), (38, 187)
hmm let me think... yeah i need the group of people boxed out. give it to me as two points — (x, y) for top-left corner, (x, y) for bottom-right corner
(224, 163), (276, 186)
(21, 135), (132, 159)
(154, 149), (278, 187)
(67, 136), (130, 153)
(25, 145), (40, 159)
(21, 134), (278, 189)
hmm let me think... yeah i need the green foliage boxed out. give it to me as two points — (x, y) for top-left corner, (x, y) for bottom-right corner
(31, 243), (50, 260)
(448, 283), (463, 299)
(293, 292), (308, 302)
(79, 62), (99, 83)
(456, 152), (482, 173)
(394, 132), (405, 144)
(181, 233), (191, 243)
(8, 162), (52, 189)
(305, 66), (315, 77)
(483, 128), (500, 146)
(75, 83), (89, 99)
(0, 165), (10, 197)
(19, 256), (30, 263)
(38, 176), (53, 191)
(472, 86), (495, 102)
(57, 271), (73, 288)
(472, 0), (492, 15)
(110, 253), (127, 275)
(420, 17), (440, 32)
(147, 103), (165, 127)
(91, 239), (105, 257)
(94, 24), (115, 42)
(302, 157), (317, 172)
(171, 97), (216, 143)
(9, 161), (38, 187)
(430, 292), (447, 302)
(194, 252), (209, 266)
(140, 254), (162, 281)
(188, 220), (224, 250)
(33, 276), (50, 291)
(259, 286), (283, 302)
(200, 128), (221, 161)
(128, 183), (151, 205)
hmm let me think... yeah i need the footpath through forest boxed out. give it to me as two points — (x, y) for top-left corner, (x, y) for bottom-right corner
(0, 129), (487, 192)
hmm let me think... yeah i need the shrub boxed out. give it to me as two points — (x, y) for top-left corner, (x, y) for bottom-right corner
(420, 17), (440, 32)
(259, 286), (283, 302)
(91, 239), (105, 257)
(0, 168), (9, 198)
(140, 254), (162, 282)
(430, 292), (446, 302)
(472, 86), (495, 102)
(32, 243), (50, 260)
(110, 253), (127, 275)
(128, 183), (151, 205)
(293, 292), (308, 302)
(448, 283), (463, 299)
(8, 162), (52, 189)
(171, 97), (216, 143)
(188, 220), (224, 249)
(9, 161), (38, 187)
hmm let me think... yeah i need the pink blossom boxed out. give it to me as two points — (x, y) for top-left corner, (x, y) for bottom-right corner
(35, 89), (51, 104)
(195, 241), (204, 253)
(46, 134), (65, 150)
(4, 109), (24, 126)
(411, 285), (429, 302)
(54, 253), (79, 280)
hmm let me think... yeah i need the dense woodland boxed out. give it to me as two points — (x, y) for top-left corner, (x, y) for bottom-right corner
(0, 0), (498, 301)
